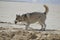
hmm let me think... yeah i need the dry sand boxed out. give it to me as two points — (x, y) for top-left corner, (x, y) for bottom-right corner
(0, 27), (60, 40)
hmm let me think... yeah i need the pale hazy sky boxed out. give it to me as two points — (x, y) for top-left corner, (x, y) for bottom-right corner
(0, 0), (60, 4)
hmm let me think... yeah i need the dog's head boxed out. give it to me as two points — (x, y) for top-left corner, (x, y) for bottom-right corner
(15, 14), (23, 24)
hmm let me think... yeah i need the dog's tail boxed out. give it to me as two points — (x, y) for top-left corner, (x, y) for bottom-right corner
(44, 5), (49, 15)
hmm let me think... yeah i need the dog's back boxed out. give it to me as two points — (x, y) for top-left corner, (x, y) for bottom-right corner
(21, 12), (45, 23)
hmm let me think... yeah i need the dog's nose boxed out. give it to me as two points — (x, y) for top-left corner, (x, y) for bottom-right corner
(15, 21), (17, 24)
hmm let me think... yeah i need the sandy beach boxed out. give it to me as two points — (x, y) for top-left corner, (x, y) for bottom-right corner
(0, 22), (60, 40)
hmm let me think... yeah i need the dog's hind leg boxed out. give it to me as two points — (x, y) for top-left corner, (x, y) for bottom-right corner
(39, 22), (46, 31)
(42, 23), (46, 31)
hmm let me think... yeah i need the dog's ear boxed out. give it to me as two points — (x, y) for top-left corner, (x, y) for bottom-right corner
(16, 14), (20, 17)
(16, 14), (18, 16)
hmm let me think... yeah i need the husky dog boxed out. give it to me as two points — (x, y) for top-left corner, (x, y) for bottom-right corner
(15, 5), (49, 31)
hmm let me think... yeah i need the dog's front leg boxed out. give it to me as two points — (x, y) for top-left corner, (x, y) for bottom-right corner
(25, 23), (30, 30)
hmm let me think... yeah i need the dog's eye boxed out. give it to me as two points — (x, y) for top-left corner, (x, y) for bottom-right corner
(16, 18), (18, 20)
